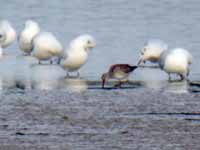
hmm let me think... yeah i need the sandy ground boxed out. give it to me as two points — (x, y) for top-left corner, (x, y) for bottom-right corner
(0, 88), (200, 150)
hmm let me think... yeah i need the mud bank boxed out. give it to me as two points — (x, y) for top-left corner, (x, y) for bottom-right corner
(0, 88), (200, 150)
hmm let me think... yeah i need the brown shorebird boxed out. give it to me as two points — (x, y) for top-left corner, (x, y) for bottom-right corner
(101, 64), (138, 88)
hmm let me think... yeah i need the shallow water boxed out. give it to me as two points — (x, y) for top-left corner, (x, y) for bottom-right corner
(1, 2), (200, 149)
(1, 0), (200, 92)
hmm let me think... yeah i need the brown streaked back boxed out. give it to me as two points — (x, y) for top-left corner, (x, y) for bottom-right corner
(109, 64), (137, 74)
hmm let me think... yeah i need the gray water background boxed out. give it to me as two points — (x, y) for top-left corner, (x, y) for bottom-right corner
(1, 2), (200, 149)
(1, 0), (200, 91)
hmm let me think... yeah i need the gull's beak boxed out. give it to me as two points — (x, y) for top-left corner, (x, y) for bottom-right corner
(89, 42), (96, 49)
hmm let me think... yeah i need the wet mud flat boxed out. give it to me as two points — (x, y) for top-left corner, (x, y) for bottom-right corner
(0, 88), (200, 150)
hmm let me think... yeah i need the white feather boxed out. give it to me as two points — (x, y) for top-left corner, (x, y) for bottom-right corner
(32, 32), (63, 61)
(0, 20), (16, 48)
(19, 20), (40, 54)
(139, 39), (168, 64)
(60, 34), (96, 72)
(159, 48), (192, 76)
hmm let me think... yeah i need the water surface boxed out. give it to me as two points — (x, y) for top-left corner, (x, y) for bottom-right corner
(1, 0), (200, 92)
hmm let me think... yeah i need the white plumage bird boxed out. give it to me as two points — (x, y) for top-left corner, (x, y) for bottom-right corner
(60, 34), (96, 77)
(0, 20), (16, 56)
(138, 39), (168, 65)
(32, 32), (63, 64)
(18, 20), (40, 55)
(159, 48), (192, 80)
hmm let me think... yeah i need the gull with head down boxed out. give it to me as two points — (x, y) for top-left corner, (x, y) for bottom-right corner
(137, 39), (168, 65)
(18, 20), (40, 55)
(32, 32), (63, 64)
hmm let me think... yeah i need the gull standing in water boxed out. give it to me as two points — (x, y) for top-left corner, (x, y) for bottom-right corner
(159, 48), (192, 81)
(59, 34), (96, 78)
(18, 20), (40, 55)
(0, 20), (16, 56)
(101, 64), (138, 88)
(137, 39), (168, 65)
(32, 32), (63, 64)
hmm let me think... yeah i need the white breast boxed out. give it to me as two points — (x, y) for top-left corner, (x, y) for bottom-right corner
(60, 49), (88, 72)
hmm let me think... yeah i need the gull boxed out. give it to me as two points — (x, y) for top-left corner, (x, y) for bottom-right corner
(159, 48), (192, 80)
(101, 64), (138, 88)
(0, 47), (2, 57)
(137, 39), (168, 65)
(18, 20), (40, 55)
(0, 20), (16, 56)
(32, 32), (63, 64)
(59, 34), (96, 77)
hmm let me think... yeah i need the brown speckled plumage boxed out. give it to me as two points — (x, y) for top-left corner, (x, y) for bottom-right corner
(101, 64), (137, 88)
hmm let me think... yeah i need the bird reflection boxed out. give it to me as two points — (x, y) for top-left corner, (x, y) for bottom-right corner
(60, 78), (88, 92)
(164, 80), (189, 93)
(29, 61), (88, 91)
(30, 65), (63, 90)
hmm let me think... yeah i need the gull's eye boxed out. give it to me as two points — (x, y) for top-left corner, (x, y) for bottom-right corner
(87, 40), (91, 44)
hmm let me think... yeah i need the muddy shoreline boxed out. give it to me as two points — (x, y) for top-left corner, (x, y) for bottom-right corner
(0, 88), (199, 150)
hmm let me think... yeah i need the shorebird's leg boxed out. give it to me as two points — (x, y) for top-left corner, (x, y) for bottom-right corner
(114, 80), (122, 88)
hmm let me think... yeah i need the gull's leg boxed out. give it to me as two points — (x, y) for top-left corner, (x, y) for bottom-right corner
(187, 68), (190, 77)
(76, 72), (80, 78)
(119, 80), (122, 88)
(186, 69), (190, 82)
(168, 73), (171, 81)
(65, 72), (70, 78)
(50, 59), (53, 65)
(39, 60), (42, 64)
(57, 57), (61, 64)
(23, 53), (29, 56)
(179, 74), (185, 81)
